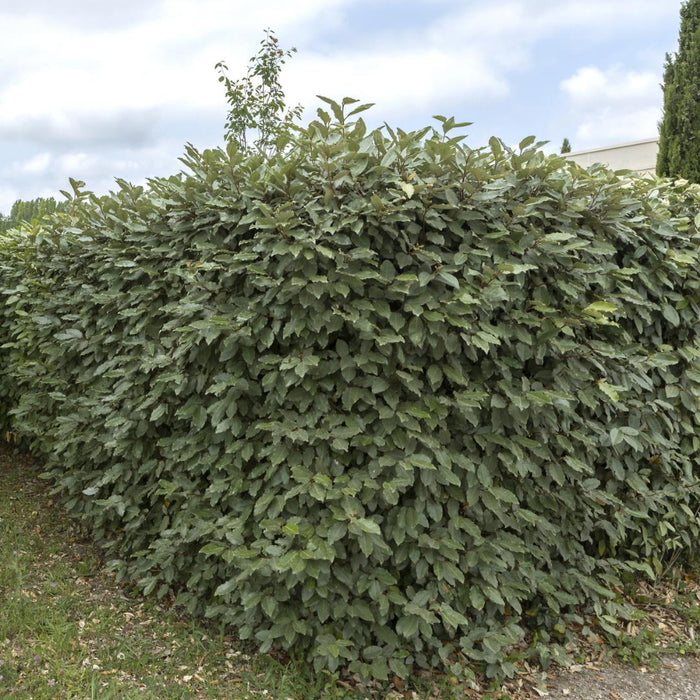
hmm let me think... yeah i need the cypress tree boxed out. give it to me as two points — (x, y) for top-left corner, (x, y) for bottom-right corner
(657, 0), (700, 181)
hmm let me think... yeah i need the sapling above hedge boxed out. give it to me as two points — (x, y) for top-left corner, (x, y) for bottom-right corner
(2, 101), (700, 682)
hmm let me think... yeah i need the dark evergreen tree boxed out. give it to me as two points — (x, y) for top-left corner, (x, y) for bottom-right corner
(560, 137), (572, 154)
(657, 0), (700, 181)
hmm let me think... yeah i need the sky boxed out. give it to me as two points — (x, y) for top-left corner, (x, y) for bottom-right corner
(0, 0), (685, 215)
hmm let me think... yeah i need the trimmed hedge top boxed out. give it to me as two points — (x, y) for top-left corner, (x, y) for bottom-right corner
(2, 103), (700, 681)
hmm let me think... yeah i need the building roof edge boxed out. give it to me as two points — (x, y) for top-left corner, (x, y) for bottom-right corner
(566, 137), (659, 157)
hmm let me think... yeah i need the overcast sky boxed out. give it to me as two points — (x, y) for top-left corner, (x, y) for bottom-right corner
(0, 0), (684, 214)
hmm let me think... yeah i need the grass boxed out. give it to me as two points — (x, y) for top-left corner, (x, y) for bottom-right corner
(0, 448), (251, 698)
(1, 441), (700, 699)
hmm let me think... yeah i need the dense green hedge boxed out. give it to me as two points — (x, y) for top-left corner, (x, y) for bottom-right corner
(2, 104), (700, 681)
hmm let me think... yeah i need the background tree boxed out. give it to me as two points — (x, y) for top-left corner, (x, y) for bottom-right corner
(560, 137), (572, 154)
(0, 196), (65, 233)
(215, 29), (303, 156)
(657, 0), (700, 181)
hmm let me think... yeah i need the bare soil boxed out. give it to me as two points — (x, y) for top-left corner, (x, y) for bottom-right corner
(544, 654), (700, 699)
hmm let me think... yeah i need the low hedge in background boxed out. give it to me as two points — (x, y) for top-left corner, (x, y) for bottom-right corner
(2, 103), (700, 681)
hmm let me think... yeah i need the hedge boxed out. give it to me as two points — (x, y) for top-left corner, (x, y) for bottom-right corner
(2, 103), (700, 681)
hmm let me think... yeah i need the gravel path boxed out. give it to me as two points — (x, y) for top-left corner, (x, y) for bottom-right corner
(544, 655), (700, 699)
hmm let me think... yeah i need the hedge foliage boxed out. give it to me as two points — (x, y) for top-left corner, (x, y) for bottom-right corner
(2, 102), (700, 681)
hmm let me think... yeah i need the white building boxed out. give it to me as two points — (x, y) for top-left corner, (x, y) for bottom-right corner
(564, 137), (659, 175)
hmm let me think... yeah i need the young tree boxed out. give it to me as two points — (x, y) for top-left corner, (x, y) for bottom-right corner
(657, 0), (700, 181)
(215, 29), (303, 156)
(560, 137), (572, 154)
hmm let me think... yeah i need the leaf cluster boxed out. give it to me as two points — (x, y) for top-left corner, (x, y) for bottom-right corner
(2, 102), (700, 682)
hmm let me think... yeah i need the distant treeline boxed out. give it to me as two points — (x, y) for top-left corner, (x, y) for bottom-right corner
(0, 197), (67, 233)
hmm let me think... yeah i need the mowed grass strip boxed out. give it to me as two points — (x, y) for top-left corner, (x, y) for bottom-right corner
(0, 444), (368, 700)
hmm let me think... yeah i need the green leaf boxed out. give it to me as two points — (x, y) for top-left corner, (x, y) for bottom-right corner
(400, 181), (415, 198)
(491, 486), (518, 505)
(427, 365), (443, 389)
(193, 406), (207, 429)
(200, 542), (225, 556)
(261, 596), (278, 617)
(438, 603), (469, 628)
(437, 271), (460, 288)
(662, 303), (680, 326)
(406, 454), (435, 470)
(214, 580), (236, 597)
(150, 404), (166, 421)
(351, 518), (381, 535)
(497, 263), (538, 275)
(282, 522), (299, 535)
(396, 615), (420, 638)
(583, 301), (617, 315)
(541, 232), (575, 243)
(482, 585), (505, 606)
(351, 600), (375, 621)
(469, 587), (486, 610)
(597, 379), (619, 401)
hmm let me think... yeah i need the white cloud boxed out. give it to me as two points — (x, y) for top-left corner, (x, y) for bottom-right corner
(19, 152), (51, 175)
(425, 0), (682, 63)
(0, 0), (356, 145)
(573, 106), (661, 145)
(562, 66), (658, 108)
(561, 65), (661, 146)
(286, 48), (509, 122)
(5, 0), (159, 31)
(0, 186), (20, 213)
(0, 0), (678, 139)
(57, 153), (99, 174)
(529, 0), (682, 34)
